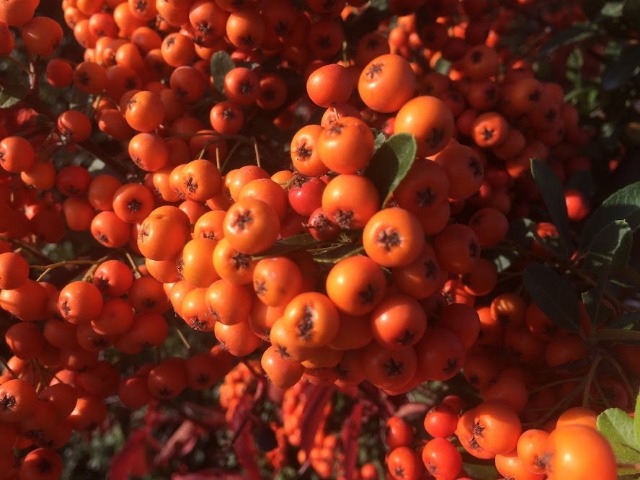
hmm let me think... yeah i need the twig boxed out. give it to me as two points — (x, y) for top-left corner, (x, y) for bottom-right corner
(0, 357), (18, 378)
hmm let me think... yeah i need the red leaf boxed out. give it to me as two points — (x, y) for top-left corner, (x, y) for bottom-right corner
(229, 390), (255, 431)
(182, 401), (227, 429)
(341, 403), (363, 480)
(107, 428), (150, 480)
(171, 469), (246, 480)
(226, 393), (263, 480)
(299, 385), (334, 456)
(155, 420), (205, 466)
(234, 423), (263, 480)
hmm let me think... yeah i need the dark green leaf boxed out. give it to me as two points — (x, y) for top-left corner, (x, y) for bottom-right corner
(312, 243), (364, 264)
(507, 218), (537, 248)
(581, 274), (615, 328)
(602, 44), (640, 91)
(364, 133), (417, 208)
(522, 263), (580, 332)
(609, 265), (640, 291)
(611, 311), (640, 329)
(595, 328), (640, 343)
(530, 159), (572, 257)
(584, 220), (633, 267)
(538, 24), (600, 56)
(598, 407), (638, 448)
(252, 233), (325, 259)
(581, 182), (640, 251)
(565, 170), (596, 198)
(209, 51), (235, 95)
(461, 462), (498, 480)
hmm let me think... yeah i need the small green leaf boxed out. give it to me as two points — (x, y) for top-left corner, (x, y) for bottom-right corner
(364, 133), (417, 208)
(598, 407), (638, 448)
(602, 44), (640, 91)
(522, 263), (580, 332)
(581, 181), (640, 251)
(538, 24), (600, 56)
(530, 159), (572, 257)
(584, 220), (632, 267)
(209, 51), (235, 95)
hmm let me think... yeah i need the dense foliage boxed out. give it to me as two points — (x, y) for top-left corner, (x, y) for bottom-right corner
(1, 0), (640, 479)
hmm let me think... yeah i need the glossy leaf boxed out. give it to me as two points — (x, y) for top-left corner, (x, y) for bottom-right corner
(530, 159), (571, 257)
(582, 182), (640, 251)
(522, 263), (580, 332)
(584, 220), (632, 267)
(581, 276), (615, 328)
(364, 133), (417, 207)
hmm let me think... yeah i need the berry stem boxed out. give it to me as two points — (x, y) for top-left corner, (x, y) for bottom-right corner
(0, 357), (18, 379)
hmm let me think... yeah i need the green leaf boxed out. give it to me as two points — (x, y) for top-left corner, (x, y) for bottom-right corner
(507, 217), (537, 248)
(609, 265), (640, 291)
(364, 133), (417, 208)
(635, 393), (640, 448)
(581, 181), (640, 251)
(598, 407), (638, 448)
(522, 263), (580, 332)
(252, 233), (325, 259)
(530, 159), (572, 257)
(373, 131), (387, 151)
(602, 44), (640, 91)
(0, 84), (27, 109)
(434, 57), (452, 75)
(461, 462), (498, 480)
(312, 244), (365, 264)
(609, 311), (640, 329)
(595, 328), (640, 343)
(601, 0), (625, 17)
(610, 441), (640, 476)
(581, 275), (615, 328)
(209, 51), (235, 95)
(584, 220), (633, 267)
(538, 24), (600, 56)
